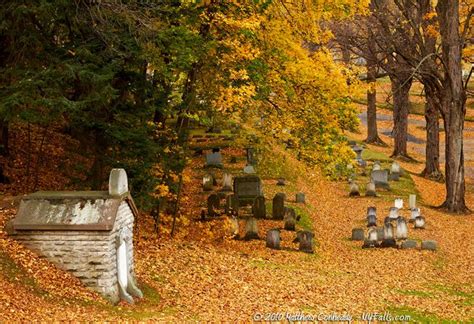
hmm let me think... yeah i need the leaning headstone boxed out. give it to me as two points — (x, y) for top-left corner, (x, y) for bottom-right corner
(394, 198), (404, 209)
(205, 152), (223, 168)
(351, 228), (365, 241)
(396, 217), (408, 240)
(414, 216), (426, 229)
(243, 164), (256, 174)
(207, 194), (220, 217)
(349, 182), (360, 197)
(203, 174), (214, 191)
(266, 229), (281, 250)
(390, 161), (401, 181)
(421, 240), (437, 251)
(252, 196), (266, 219)
(409, 194), (417, 210)
(371, 170), (390, 189)
(389, 207), (399, 219)
(367, 214), (377, 227)
(410, 208), (420, 223)
(401, 240), (417, 249)
(221, 173), (233, 192)
(272, 193), (285, 220)
(284, 207), (296, 231)
(276, 178), (286, 186)
(298, 231), (314, 253)
(296, 192), (305, 204)
(244, 217), (259, 240)
(365, 182), (376, 197)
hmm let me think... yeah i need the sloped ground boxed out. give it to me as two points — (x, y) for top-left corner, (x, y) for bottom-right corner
(0, 120), (473, 321)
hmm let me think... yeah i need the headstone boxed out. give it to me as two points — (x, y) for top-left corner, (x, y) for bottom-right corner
(243, 164), (256, 174)
(371, 170), (390, 189)
(389, 207), (399, 219)
(365, 182), (376, 197)
(109, 169), (129, 196)
(252, 196), (266, 219)
(401, 240), (417, 249)
(396, 217), (408, 240)
(363, 228), (378, 248)
(372, 162), (381, 171)
(272, 193), (285, 220)
(266, 229), (281, 250)
(298, 231), (314, 253)
(390, 161), (401, 181)
(207, 194), (220, 217)
(233, 175), (263, 205)
(225, 194), (239, 216)
(367, 214), (377, 227)
(409, 194), (416, 210)
(367, 207), (377, 216)
(203, 174), (214, 191)
(410, 208), (420, 223)
(284, 207), (296, 231)
(351, 228), (365, 241)
(221, 173), (233, 192)
(421, 240), (437, 251)
(394, 198), (404, 209)
(349, 182), (360, 197)
(244, 217), (259, 240)
(205, 152), (223, 168)
(276, 178), (286, 186)
(376, 226), (384, 240)
(414, 216), (426, 229)
(352, 145), (363, 161)
(381, 223), (396, 247)
(246, 147), (257, 165)
(296, 192), (305, 204)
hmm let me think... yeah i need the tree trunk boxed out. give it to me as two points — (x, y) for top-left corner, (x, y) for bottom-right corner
(390, 75), (412, 158)
(421, 87), (442, 180)
(0, 120), (9, 156)
(436, 0), (468, 212)
(365, 62), (383, 144)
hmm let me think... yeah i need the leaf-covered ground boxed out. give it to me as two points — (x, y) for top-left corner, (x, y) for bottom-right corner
(0, 110), (473, 321)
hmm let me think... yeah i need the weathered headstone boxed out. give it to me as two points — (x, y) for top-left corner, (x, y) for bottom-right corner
(409, 194), (416, 210)
(351, 228), (365, 241)
(109, 168), (129, 196)
(234, 175), (263, 206)
(389, 207), (399, 219)
(243, 164), (256, 174)
(203, 174), (214, 191)
(244, 217), (259, 240)
(365, 182), (376, 197)
(276, 178), (286, 186)
(296, 192), (305, 204)
(207, 194), (220, 217)
(394, 198), (404, 209)
(381, 222), (396, 247)
(221, 173), (233, 192)
(252, 196), (266, 219)
(410, 208), (420, 223)
(367, 206), (377, 216)
(349, 182), (360, 197)
(371, 170), (390, 189)
(266, 229), (281, 250)
(367, 213), (377, 227)
(421, 240), (437, 251)
(401, 239), (417, 249)
(284, 207), (296, 231)
(272, 193), (285, 220)
(390, 161), (401, 181)
(298, 231), (314, 253)
(205, 152), (223, 168)
(396, 217), (408, 240)
(376, 226), (384, 241)
(363, 228), (378, 248)
(414, 216), (426, 229)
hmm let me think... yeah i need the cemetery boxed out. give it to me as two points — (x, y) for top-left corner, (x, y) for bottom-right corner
(0, 1), (472, 322)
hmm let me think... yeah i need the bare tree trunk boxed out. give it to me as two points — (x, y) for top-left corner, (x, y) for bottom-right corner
(421, 87), (442, 180)
(365, 62), (384, 144)
(390, 75), (412, 158)
(436, 0), (468, 212)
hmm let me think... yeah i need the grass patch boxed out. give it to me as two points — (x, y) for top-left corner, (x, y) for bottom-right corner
(361, 148), (391, 162)
(291, 204), (313, 231)
(397, 289), (434, 298)
(387, 306), (446, 322)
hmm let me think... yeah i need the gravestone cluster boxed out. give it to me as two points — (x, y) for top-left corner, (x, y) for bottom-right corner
(350, 196), (437, 251)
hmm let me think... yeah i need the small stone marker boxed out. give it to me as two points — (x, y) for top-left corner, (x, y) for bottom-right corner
(266, 229), (281, 250)
(409, 194), (417, 209)
(421, 240), (437, 251)
(367, 214), (377, 227)
(401, 239), (417, 249)
(276, 178), (286, 186)
(365, 182), (376, 197)
(243, 164), (256, 174)
(205, 152), (223, 168)
(394, 198), (404, 209)
(390, 161), (401, 181)
(284, 207), (296, 231)
(410, 208), (420, 223)
(296, 192), (305, 204)
(221, 173), (233, 192)
(349, 182), (360, 197)
(396, 217), (408, 240)
(367, 207), (377, 216)
(297, 231), (314, 253)
(207, 194), (220, 217)
(389, 207), (399, 219)
(272, 193), (285, 220)
(351, 228), (365, 241)
(414, 216), (426, 229)
(371, 170), (390, 189)
(203, 174), (214, 191)
(252, 196), (266, 219)
(244, 217), (259, 240)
